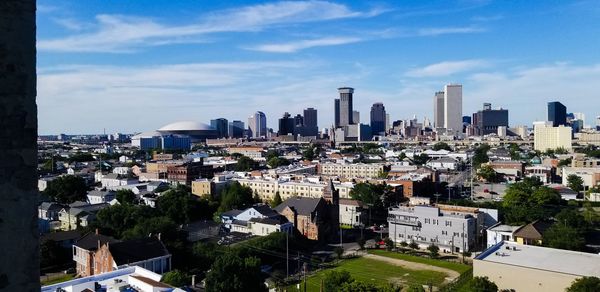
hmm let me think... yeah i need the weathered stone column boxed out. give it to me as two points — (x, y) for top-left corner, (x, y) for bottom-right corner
(0, 0), (39, 291)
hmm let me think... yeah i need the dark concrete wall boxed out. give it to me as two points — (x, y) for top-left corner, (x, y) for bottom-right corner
(0, 0), (39, 291)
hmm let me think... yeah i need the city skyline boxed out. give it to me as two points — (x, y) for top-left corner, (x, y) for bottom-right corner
(37, 0), (600, 134)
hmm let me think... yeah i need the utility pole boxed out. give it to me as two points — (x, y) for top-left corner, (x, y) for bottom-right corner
(286, 231), (289, 279)
(303, 263), (307, 292)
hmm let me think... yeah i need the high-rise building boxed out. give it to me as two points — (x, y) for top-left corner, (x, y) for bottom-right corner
(334, 99), (340, 128)
(573, 113), (585, 125)
(248, 111), (267, 138)
(533, 121), (572, 152)
(353, 111), (360, 124)
(547, 101), (567, 127)
(433, 91), (445, 128)
(370, 102), (386, 135)
(278, 112), (294, 136)
(472, 103), (509, 136)
(303, 108), (318, 136)
(338, 87), (354, 127)
(210, 118), (228, 138)
(596, 116), (600, 131)
(386, 114), (391, 132)
(228, 120), (245, 138)
(444, 84), (463, 132)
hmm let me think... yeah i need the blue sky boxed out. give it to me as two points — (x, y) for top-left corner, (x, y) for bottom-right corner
(37, 0), (600, 134)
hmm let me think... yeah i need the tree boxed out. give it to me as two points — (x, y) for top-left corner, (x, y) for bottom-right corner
(567, 174), (584, 193)
(234, 156), (259, 171)
(433, 142), (452, 151)
(340, 281), (401, 292)
(333, 246), (344, 259)
(218, 182), (254, 213)
(467, 277), (498, 292)
(357, 237), (366, 250)
(43, 175), (89, 204)
(205, 252), (266, 292)
(267, 156), (290, 168)
(427, 244), (439, 258)
(40, 240), (70, 269)
(544, 223), (585, 251)
(478, 165), (499, 182)
(399, 241), (408, 248)
(161, 270), (190, 287)
(472, 144), (491, 167)
(265, 149), (279, 161)
(156, 187), (194, 224)
(323, 270), (353, 292)
(384, 237), (394, 251)
(270, 192), (283, 208)
(566, 277), (600, 292)
(302, 146), (315, 161)
(116, 189), (136, 205)
(411, 154), (430, 166)
(408, 241), (419, 250)
(406, 284), (426, 292)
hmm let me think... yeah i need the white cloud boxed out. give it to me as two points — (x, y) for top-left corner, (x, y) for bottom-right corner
(406, 59), (491, 77)
(246, 37), (363, 53)
(416, 26), (485, 36)
(38, 1), (383, 53)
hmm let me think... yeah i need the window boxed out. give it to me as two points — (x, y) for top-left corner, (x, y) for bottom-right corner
(442, 231), (447, 235)
(445, 221), (452, 227)
(424, 218), (430, 224)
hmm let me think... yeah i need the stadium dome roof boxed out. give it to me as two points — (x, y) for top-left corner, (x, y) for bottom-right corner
(158, 121), (213, 132)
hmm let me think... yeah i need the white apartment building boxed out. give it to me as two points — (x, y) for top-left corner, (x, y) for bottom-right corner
(320, 162), (387, 178)
(227, 146), (264, 159)
(235, 177), (354, 201)
(533, 122), (572, 152)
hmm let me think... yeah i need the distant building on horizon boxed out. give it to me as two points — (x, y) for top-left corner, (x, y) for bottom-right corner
(210, 118), (228, 138)
(248, 111), (267, 138)
(547, 101), (567, 127)
(533, 121), (572, 152)
(370, 102), (386, 135)
(278, 112), (294, 136)
(303, 107), (319, 136)
(228, 120), (245, 138)
(337, 87), (354, 127)
(472, 103), (509, 136)
(444, 84), (463, 133)
(433, 91), (445, 128)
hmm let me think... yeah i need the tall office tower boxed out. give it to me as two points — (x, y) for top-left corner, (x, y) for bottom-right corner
(370, 102), (386, 135)
(228, 120), (245, 138)
(462, 116), (472, 125)
(573, 112), (586, 126)
(386, 114), (391, 132)
(334, 99), (340, 128)
(353, 111), (360, 124)
(278, 112), (294, 135)
(338, 87), (354, 126)
(596, 116), (600, 130)
(548, 101), (567, 127)
(303, 108), (318, 136)
(444, 84), (463, 132)
(210, 118), (228, 138)
(433, 91), (445, 128)
(248, 111), (267, 138)
(473, 103), (509, 136)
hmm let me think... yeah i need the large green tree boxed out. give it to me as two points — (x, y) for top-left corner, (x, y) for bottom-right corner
(323, 270), (353, 292)
(472, 144), (491, 167)
(205, 252), (266, 292)
(43, 175), (89, 204)
(567, 174), (585, 193)
(466, 277), (498, 292)
(161, 270), (190, 287)
(234, 156), (259, 171)
(502, 179), (561, 225)
(567, 277), (600, 292)
(433, 142), (452, 151)
(218, 181), (254, 213)
(116, 189), (136, 205)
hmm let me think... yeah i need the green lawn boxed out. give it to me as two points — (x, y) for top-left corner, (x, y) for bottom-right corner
(41, 274), (75, 286)
(368, 250), (472, 274)
(287, 257), (448, 292)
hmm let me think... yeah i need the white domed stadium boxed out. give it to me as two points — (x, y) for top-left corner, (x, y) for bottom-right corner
(157, 121), (217, 142)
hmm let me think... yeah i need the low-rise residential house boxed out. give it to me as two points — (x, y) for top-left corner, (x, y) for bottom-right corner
(73, 232), (118, 277)
(513, 220), (553, 245)
(94, 237), (171, 275)
(486, 223), (521, 248)
(387, 204), (479, 253)
(147, 181), (169, 193)
(58, 202), (109, 231)
(274, 197), (334, 241)
(220, 204), (292, 236)
(113, 166), (132, 176)
(426, 157), (459, 171)
(141, 193), (159, 208)
(525, 165), (554, 184)
(101, 173), (138, 188)
(38, 176), (58, 192)
(38, 202), (64, 233)
(86, 189), (116, 204)
(488, 161), (525, 181)
(561, 167), (600, 191)
(339, 199), (364, 227)
(227, 146), (264, 159)
(248, 217), (294, 236)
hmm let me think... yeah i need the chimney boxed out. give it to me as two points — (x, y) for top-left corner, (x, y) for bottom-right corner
(98, 240), (101, 250)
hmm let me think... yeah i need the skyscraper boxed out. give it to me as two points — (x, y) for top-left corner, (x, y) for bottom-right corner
(334, 99), (340, 128)
(370, 102), (386, 135)
(444, 84), (463, 132)
(547, 101), (567, 127)
(596, 116), (600, 131)
(353, 110), (360, 124)
(248, 111), (267, 138)
(228, 120), (245, 138)
(278, 112), (294, 135)
(433, 91), (445, 128)
(338, 87), (354, 127)
(472, 103), (509, 136)
(303, 108), (318, 136)
(210, 118), (228, 138)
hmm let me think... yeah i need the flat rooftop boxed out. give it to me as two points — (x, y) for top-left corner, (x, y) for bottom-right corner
(476, 241), (600, 277)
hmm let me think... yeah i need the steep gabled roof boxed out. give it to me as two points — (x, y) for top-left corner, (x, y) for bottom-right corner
(109, 237), (170, 266)
(274, 197), (323, 216)
(74, 232), (118, 251)
(514, 220), (553, 240)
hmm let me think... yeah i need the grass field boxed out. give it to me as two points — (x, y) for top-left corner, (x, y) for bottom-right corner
(287, 256), (448, 292)
(368, 250), (472, 274)
(41, 274), (75, 286)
